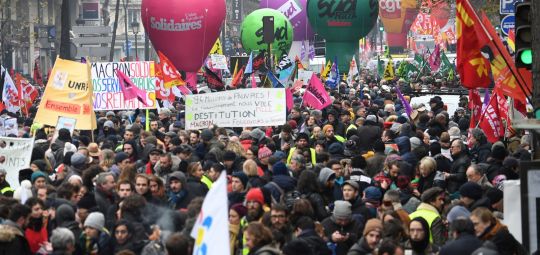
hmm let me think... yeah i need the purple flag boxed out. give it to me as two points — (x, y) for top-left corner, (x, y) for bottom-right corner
(395, 86), (412, 116)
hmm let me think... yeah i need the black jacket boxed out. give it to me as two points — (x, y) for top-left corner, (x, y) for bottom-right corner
(471, 142), (491, 164)
(447, 152), (471, 193)
(347, 237), (373, 255)
(321, 216), (362, 255)
(439, 233), (483, 255)
(297, 229), (332, 255)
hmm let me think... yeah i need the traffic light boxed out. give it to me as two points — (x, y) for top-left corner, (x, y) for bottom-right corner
(515, 1), (531, 69)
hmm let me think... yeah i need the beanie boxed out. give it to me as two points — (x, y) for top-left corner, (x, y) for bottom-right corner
(410, 137), (422, 150)
(273, 151), (286, 161)
(363, 186), (382, 201)
(201, 129), (214, 142)
(328, 142), (344, 155)
(486, 187), (503, 205)
(103, 120), (114, 129)
(77, 194), (98, 210)
(115, 152), (129, 164)
(84, 212), (105, 230)
(245, 188), (264, 205)
(363, 219), (383, 236)
(333, 200), (352, 219)
(232, 172), (248, 188)
(491, 145), (507, 161)
(446, 205), (471, 223)
(459, 182), (483, 201)
(448, 127), (461, 140)
(31, 171), (48, 183)
(250, 128), (265, 142)
(223, 151), (237, 161)
(31, 160), (48, 172)
(366, 115), (377, 123)
(230, 203), (247, 218)
(71, 153), (87, 167)
(272, 162), (289, 176)
(257, 146), (272, 159)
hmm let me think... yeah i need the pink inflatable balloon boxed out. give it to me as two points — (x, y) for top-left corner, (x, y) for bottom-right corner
(141, 0), (225, 72)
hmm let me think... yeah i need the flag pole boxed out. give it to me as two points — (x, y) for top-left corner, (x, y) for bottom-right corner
(145, 109), (150, 131)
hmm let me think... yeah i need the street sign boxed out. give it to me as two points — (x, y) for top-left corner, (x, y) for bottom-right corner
(500, 0), (519, 14)
(501, 15), (515, 35)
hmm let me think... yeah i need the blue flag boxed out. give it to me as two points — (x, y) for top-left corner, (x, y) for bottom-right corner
(267, 71), (284, 88)
(245, 52), (253, 75)
(325, 56), (339, 89)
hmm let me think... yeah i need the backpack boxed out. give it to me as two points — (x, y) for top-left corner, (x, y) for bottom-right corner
(266, 182), (305, 210)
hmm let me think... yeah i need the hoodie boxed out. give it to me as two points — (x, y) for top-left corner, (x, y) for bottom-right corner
(396, 136), (418, 172)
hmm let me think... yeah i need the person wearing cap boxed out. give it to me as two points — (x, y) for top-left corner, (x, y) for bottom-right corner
(229, 203), (247, 255)
(325, 110), (346, 138)
(322, 125), (345, 151)
(229, 171), (248, 205)
(459, 181), (490, 211)
(342, 180), (370, 226)
(321, 200), (362, 255)
(79, 212), (113, 254)
(286, 132), (317, 166)
(409, 187), (447, 246)
(136, 146), (161, 175)
(243, 188), (268, 225)
(166, 171), (194, 210)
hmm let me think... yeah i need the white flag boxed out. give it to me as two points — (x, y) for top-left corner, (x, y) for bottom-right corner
(190, 171), (229, 255)
(1, 66), (20, 113)
(347, 58), (358, 85)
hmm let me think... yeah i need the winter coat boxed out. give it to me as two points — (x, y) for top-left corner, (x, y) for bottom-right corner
(478, 219), (527, 255)
(347, 237), (373, 255)
(439, 233), (483, 255)
(154, 155), (181, 179)
(447, 151), (471, 194)
(321, 216), (362, 255)
(0, 221), (31, 255)
(185, 176), (209, 198)
(94, 188), (115, 216)
(396, 136), (418, 171)
(297, 229), (332, 255)
(248, 244), (281, 255)
(471, 142), (492, 164)
(356, 122), (382, 150)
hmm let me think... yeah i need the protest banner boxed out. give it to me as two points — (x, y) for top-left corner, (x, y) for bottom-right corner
(91, 61), (157, 110)
(297, 70), (313, 85)
(0, 137), (34, 189)
(34, 58), (97, 130)
(56, 117), (77, 135)
(185, 88), (286, 129)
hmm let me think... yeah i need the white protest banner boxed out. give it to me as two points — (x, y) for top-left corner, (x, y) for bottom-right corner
(0, 137), (34, 189)
(298, 70), (313, 85)
(210, 54), (228, 70)
(185, 88), (286, 129)
(0, 117), (4, 136)
(91, 61), (157, 110)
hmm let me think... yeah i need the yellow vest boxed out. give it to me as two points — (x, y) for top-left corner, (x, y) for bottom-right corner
(201, 175), (213, 190)
(409, 204), (440, 243)
(287, 147), (317, 165)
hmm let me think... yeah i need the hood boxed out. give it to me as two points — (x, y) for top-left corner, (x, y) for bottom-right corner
(272, 175), (297, 192)
(318, 167), (335, 185)
(0, 222), (23, 242)
(395, 136), (411, 153)
(56, 204), (76, 226)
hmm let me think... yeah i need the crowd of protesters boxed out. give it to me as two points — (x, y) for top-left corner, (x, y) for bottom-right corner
(0, 68), (532, 255)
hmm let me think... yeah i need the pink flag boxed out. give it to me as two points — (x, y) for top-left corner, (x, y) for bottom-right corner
(177, 85), (192, 95)
(302, 73), (331, 110)
(116, 69), (148, 106)
(185, 72), (198, 93)
(251, 73), (257, 88)
(286, 88), (294, 111)
(429, 44), (441, 71)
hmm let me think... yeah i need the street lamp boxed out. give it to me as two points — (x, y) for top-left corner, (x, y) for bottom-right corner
(131, 21), (139, 60)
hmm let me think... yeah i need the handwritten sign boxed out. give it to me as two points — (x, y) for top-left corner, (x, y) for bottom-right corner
(0, 137), (34, 189)
(91, 61), (157, 110)
(210, 54), (228, 70)
(297, 70), (313, 85)
(0, 117), (18, 136)
(185, 88), (286, 129)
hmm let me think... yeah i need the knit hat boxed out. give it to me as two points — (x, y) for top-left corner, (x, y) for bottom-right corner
(115, 152), (129, 164)
(258, 146), (272, 159)
(328, 142), (344, 155)
(246, 188), (264, 205)
(103, 120), (114, 129)
(363, 186), (382, 201)
(77, 194), (97, 210)
(366, 115), (377, 123)
(106, 111), (115, 117)
(84, 212), (105, 230)
(448, 127), (461, 140)
(318, 167), (335, 185)
(446, 205), (471, 223)
(63, 142), (78, 156)
(31, 171), (48, 183)
(272, 162), (289, 176)
(459, 182), (483, 201)
(201, 129), (214, 142)
(223, 151), (237, 161)
(230, 203), (247, 218)
(333, 200), (352, 219)
(232, 172), (248, 188)
(363, 219), (383, 236)
(250, 128), (266, 142)
(486, 187), (503, 205)
(31, 160), (48, 172)
(169, 171), (186, 185)
(71, 153), (87, 167)
(273, 151), (286, 161)
(410, 137), (422, 150)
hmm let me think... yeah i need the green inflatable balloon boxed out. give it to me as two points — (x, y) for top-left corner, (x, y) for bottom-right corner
(240, 8), (294, 58)
(307, 0), (378, 72)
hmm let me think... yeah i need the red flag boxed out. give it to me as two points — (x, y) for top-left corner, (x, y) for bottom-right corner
(479, 93), (504, 143)
(185, 72), (198, 93)
(158, 51), (185, 89)
(154, 62), (176, 102)
(231, 65), (245, 88)
(456, 0), (492, 89)
(33, 58), (44, 87)
(468, 89), (483, 124)
(116, 69), (148, 106)
(480, 13), (530, 104)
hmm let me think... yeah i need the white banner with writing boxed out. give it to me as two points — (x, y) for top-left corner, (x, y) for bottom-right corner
(185, 88), (286, 129)
(0, 137), (34, 189)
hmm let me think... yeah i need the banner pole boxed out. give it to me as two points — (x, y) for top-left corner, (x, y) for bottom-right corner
(145, 109), (150, 131)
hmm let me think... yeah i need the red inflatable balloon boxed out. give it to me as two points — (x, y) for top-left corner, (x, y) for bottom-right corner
(141, 0), (225, 72)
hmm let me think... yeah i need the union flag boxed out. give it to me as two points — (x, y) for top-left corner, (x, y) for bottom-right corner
(157, 51), (185, 89)
(456, 0), (492, 89)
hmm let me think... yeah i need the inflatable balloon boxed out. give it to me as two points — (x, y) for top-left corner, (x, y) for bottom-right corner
(307, 0), (378, 72)
(141, 0), (225, 72)
(379, 0), (419, 49)
(240, 9), (294, 58)
(259, 0), (314, 41)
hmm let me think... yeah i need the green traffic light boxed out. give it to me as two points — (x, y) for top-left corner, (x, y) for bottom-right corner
(520, 49), (532, 65)
(379, 27), (384, 32)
